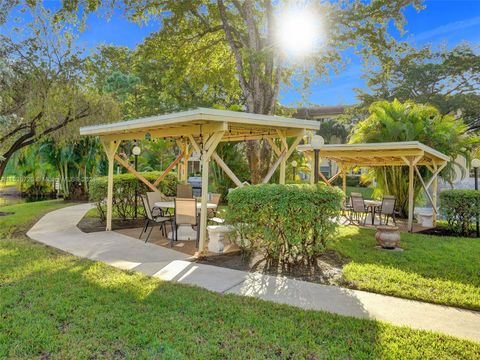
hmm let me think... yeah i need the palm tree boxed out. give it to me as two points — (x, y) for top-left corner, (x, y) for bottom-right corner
(349, 99), (477, 217)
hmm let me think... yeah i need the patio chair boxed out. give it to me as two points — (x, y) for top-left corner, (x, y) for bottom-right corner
(350, 192), (368, 225)
(375, 195), (397, 226)
(139, 195), (172, 243)
(207, 193), (221, 219)
(146, 191), (172, 217)
(176, 184), (193, 198)
(172, 198), (199, 247)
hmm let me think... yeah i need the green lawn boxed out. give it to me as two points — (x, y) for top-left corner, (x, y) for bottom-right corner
(1, 201), (480, 358)
(330, 226), (480, 310)
(0, 200), (73, 236)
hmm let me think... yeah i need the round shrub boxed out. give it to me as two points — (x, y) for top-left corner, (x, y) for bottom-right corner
(226, 183), (343, 264)
(89, 172), (178, 221)
(440, 189), (480, 236)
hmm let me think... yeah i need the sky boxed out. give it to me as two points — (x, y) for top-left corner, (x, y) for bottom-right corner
(6, 0), (480, 107)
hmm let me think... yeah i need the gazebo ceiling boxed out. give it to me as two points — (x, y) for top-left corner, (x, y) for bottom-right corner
(297, 141), (450, 167)
(80, 107), (320, 142)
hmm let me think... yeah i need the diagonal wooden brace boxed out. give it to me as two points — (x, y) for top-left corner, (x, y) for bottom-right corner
(114, 154), (159, 193)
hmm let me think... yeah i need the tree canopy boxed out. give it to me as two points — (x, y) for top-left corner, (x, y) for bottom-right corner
(0, 7), (118, 178)
(357, 44), (480, 130)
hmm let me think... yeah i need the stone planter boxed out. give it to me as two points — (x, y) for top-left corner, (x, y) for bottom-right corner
(375, 226), (400, 249)
(417, 212), (434, 228)
(207, 225), (233, 253)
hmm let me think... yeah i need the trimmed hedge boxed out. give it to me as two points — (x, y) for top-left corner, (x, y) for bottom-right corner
(440, 189), (480, 236)
(89, 172), (178, 221)
(226, 184), (343, 264)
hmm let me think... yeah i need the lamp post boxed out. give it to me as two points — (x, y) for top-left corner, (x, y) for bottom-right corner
(132, 143), (141, 219)
(291, 160), (297, 181)
(311, 135), (324, 184)
(472, 158), (480, 237)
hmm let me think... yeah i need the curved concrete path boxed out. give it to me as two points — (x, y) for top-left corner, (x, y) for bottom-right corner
(27, 204), (480, 343)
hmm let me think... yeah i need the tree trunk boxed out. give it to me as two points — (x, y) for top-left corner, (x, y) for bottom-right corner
(0, 159), (8, 180)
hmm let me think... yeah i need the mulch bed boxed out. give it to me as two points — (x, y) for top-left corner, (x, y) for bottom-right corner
(78, 217), (145, 233)
(197, 249), (347, 286)
(417, 226), (478, 238)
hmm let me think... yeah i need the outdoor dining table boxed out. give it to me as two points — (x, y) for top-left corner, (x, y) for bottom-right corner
(364, 199), (382, 225)
(154, 200), (217, 241)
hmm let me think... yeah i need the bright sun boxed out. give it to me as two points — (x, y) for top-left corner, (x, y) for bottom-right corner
(276, 7), (322, 56)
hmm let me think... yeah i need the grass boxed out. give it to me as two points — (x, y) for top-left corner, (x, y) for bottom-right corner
(0, 200), (73, 236)
(329, 226), (480, 310)
(1, 201), (480, 358)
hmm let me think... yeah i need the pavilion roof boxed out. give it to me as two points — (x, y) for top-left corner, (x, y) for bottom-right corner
(297, 141), (450, 167)
(80, 107), (320, 142)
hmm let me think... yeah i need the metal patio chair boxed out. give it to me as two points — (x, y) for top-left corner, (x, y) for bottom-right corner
(375, 195), (397, 226)
(172, 197), (199, 247)
(139, 195), (172, 243)
(176, 184), (193, 198)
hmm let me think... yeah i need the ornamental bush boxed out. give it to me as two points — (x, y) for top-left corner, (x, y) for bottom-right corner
(226, 184), (343, 264)
(89, 172), (178, 221)
(440, 190), (480, 236)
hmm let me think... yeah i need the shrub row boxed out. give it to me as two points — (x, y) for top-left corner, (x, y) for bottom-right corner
(440, 189), (480, 236)
(89, 172), (178, 221)
(226, 184), (343, 264)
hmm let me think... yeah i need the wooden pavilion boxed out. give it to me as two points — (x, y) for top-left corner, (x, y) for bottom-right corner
(80, 107), (320, 253)
(298, 141), (450, 231)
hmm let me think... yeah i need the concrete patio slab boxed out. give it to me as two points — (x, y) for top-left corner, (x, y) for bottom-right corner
(27, 203), (480, 343)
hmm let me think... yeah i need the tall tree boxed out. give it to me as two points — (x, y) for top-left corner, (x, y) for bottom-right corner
(356, 44), (480, 130)
(40, 0), (423, 182)
(0, 6), (118, 178)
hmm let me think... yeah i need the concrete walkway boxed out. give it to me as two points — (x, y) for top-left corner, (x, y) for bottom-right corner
(27, 204), (480, 343)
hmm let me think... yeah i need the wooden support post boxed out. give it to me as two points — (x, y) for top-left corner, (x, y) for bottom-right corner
(198, 131), (225, 255)
(403, 156), (422, 232)
(432, 163), (438, 226)
(408, 159), (415, 232)
(212, 152), (243, 188)
(278, 133), (287, 185)
(101, 139), (120, 231)
(341, 166), (347, 195)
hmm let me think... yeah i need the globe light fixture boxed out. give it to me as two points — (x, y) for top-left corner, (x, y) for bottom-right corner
(132, 145), (141, 156)
(472, 158), (480, 168)
(310, 134), (325, 149)
(291, 160), (298, 168)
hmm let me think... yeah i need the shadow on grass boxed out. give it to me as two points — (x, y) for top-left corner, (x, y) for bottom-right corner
(2, 238), (479, 359)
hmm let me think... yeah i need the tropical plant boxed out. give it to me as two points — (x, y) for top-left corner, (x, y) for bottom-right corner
(40, 138), (103, 199)
(13, 145), (56, 197)
(349, 100), (478, 216)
